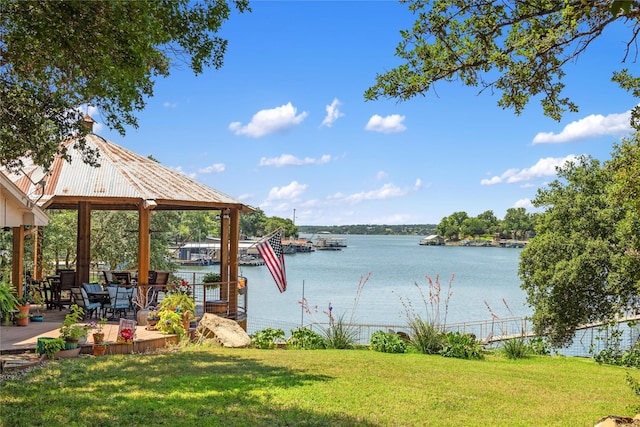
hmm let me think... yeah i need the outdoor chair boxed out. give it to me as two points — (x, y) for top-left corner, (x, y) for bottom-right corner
(70, 287), (101, 319)
(106, 285), (135, 318)
(52, 270), (75, 310)
(102, 270), (114, 285)
(111, 271), (132, 286)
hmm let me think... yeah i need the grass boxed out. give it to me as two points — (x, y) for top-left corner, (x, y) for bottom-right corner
(0, 346), (636, 426)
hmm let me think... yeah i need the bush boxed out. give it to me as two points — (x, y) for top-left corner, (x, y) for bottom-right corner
(322, 313), (358, 349)
(287, 327), (325, 349)
(251, 327), (285, 349)
(370, 331), (407, 354)
(442, 332), (484, 360)
(408, 317), (443, 354)
(501, 337), (529, 359)
(526, 337), (551, 356)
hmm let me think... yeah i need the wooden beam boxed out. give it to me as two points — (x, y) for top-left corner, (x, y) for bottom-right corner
(220, 210), (230, 301)
(229, 208), (239, 316)
(138, 202), (151, 306)
(76, 202), (91, 286)
(12, 226), (24, 296)
(34, 226), (43, 281)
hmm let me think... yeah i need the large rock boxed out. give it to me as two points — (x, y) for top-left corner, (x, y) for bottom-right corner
(196, 313), (251, 348)
(595, 415), (640, 427)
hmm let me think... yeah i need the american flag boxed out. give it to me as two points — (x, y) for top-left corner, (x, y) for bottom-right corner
(256, 230), (287, 293)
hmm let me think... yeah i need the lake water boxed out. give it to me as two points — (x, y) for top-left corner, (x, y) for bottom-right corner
(182, 234), (530, 331)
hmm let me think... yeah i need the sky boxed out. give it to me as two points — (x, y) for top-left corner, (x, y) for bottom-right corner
(94, 1), (637, 226)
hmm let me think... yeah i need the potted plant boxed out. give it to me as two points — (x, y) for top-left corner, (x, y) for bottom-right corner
(59, 304), (90, 349)
(0, 282), (18, 325)
(89, 317), (108, 344)
(202, 272), (221, 290)
(38, 337), (65, 359)
(92, 342), (108, 356)
(146, 310), (160, 329)
(15, 294), (31, 317)
(14, 311), (29, 326)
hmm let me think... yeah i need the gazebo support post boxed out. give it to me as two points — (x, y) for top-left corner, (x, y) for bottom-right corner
(12, 226), (24, 296)
(220, 210), (230, 302)
(76, 202), (91, 286)
(137, 201), (152, 307)
(229, 208), (239, 316)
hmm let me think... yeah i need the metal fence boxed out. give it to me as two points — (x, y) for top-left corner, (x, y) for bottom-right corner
(245, 316), (640, 358)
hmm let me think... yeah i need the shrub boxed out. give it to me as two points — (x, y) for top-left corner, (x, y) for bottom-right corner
(370, 330), (407, 354)
(287, 327), (325, 349)
(526, 337), (551, 356)
(322, 313), (358, 349)
(442, 332), (484, 360)
(501, 337), (529, 359)
(156, 309), (186, 338)
(408, 317), (443, 354)
(251, 327), (285, 349)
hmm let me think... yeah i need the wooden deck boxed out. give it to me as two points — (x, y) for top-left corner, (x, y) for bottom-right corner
(0, 309), (179, 358)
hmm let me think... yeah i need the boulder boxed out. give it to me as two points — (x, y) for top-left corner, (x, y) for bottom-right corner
(595, 415), (640, 427)
(196, 313), (251, 348)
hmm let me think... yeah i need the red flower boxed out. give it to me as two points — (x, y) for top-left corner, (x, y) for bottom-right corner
(119, 328), (134, 341)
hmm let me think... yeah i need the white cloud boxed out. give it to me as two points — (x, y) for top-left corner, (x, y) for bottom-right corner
(267, 181), (308, 201)
(532, 111), (632, 144)
(480, 155), (578, 186)
(376, 171), (388, 181)
(331, 183), (408, 204)
(237, 193), (253, 201)
(514, 199), (533, 209)
(259, 154), (332, 167)
(162, 101), (178, 108)
(414, 178), (423, 189)
(321, 98), (344, 128)
(197, 163), (225, 174)
(229, 102), (308, 137)
(365, 114), (407, 133)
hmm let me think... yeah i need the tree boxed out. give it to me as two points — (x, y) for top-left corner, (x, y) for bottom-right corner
(518, 155), (640, 347)
(0, 0), (250, 170)
(436, 211), (468, 240)
(365, 1), (635, 122)
(502, 208), (532, 240)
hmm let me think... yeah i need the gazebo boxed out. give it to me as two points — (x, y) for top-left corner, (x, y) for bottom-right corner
(5, 120), (252, 319)
(0, 172), (50, 288)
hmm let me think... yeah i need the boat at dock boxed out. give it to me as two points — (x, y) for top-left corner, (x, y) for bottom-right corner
(312, 236), (347, 250)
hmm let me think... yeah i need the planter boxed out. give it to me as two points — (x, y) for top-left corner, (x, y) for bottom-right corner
(64, 339), (79, 350)
(92, 344), (107, 356)
(31, 315), (44, 322)
(17, 303), (30, 315)
(93, 333), (105, 344)
(15, 316), (29, 326)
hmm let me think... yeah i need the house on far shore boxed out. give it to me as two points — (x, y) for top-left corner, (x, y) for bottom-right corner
(419, 235), (445, 246)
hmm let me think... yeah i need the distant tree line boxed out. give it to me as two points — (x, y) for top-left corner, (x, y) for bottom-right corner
(298, 208), (535, 240)
(297, 224), (437, 236)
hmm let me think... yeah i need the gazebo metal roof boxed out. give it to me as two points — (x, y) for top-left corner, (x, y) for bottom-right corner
(5, 133), (252, 213)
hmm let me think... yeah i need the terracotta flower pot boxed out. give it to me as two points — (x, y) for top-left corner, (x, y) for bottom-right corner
(93, 333), (105, 344)
(15, 316), (29, 326)
(92, 344), (107, 356)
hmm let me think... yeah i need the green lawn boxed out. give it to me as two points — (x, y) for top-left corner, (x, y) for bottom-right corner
(0, 346), (635, 426)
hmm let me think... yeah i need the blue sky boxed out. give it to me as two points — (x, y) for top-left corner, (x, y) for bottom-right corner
(94, 1), (636, 226)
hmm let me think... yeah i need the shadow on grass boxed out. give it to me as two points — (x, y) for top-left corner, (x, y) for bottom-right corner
(1, 347), (376, 426)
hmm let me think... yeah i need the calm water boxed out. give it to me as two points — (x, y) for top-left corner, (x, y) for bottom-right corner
(183, 234), (529, 328)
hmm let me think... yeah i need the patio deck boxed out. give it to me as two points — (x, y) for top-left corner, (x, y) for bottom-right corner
(0, 308), (179, 360)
